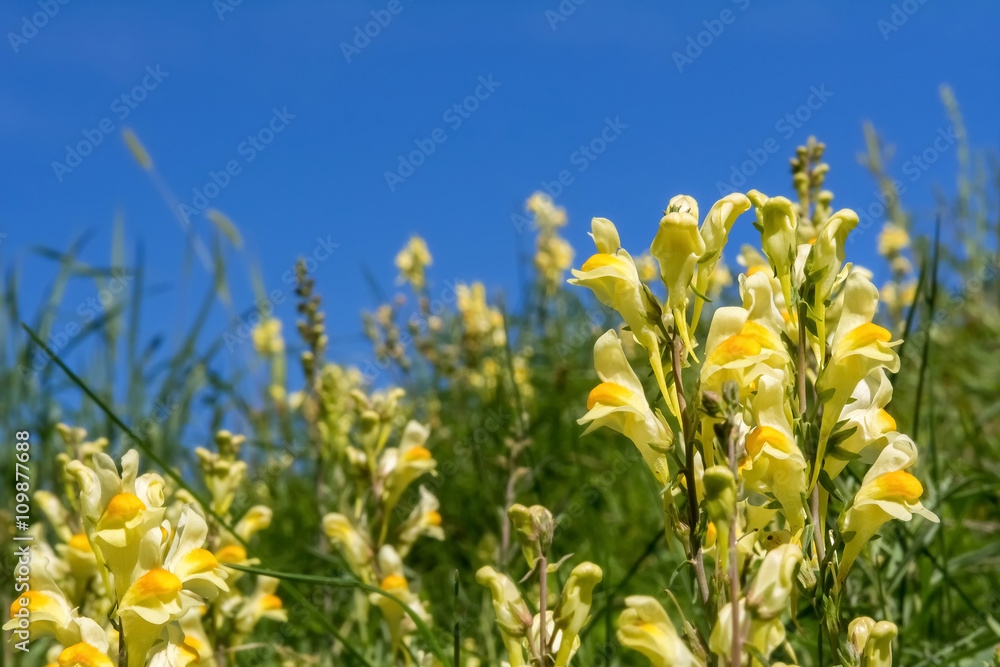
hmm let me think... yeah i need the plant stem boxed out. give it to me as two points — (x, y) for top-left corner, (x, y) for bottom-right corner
(538, 544), (549, 664)
(674, 332), (710, 606)
(728, 425), (742, 666)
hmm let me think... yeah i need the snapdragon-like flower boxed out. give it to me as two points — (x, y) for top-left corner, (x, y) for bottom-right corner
(235, 575), (287, 639)
(814, 272), (901, 490)
(651, 196), (706, 355)
(569, 217), (672, 407)
(551, 562), (603, 667)
(823, 370), (896, 481)
(117, 505), (228, 667)
(617, 595), (701, 667)
(67, 450), (166, 602)
(396, 486), (444, 557)
(322, 513), (374, 580)
(805, 208), (859, 356)
(578, 330), (673, 483)
(838, 439), (938, 581)
(692, 193), (751, 327)
(749, 192), (798, 307)
(743, 375), (808, 532)
(379, 420), (437, 515)
(476, 566), (532, 666)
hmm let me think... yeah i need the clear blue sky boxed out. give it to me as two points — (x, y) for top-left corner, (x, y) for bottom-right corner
(2, 0), (998, 375)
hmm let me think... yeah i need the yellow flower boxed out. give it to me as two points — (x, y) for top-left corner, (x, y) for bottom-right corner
(709, 599), (785, 664)
(745, 543), (803, 620)
(56, 642), (115, 667)
(617, 595), (701, 667)
(838, 440), (938, 581)
(396, 486), (445, 556)
(578, 330), (673, 483)
(848, 616), (899, 665)
(526, 191), (567, 230)
(570, 217), (672, 404)
(700, 307), (787, 401)
(235, 575), (287, 637)
(117, 505), (228, 667)
(633, 252), (659, 284)
(477, 566), (532, 658)
(742, 375), (807, 532)
(877, 223), (910, 256)
(380, 420), (437, 514)
(823, 370), (896, 481)
(371, 547), (428, 655)
(692, 193), (751, 325)
(67, 450), (166, 602)
(395, 235), (433, 290)
(650, 195), (706, 355)
(806, 208), (859, 356)
(251, 317), (285, 355)
(322, 513), (374, 580)
(749, 192), (798, 306)
(552, 562), (603, 666)
(813, 273), (901, 491)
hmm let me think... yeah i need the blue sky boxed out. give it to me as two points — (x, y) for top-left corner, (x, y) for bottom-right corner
(2, 0), (998, 376)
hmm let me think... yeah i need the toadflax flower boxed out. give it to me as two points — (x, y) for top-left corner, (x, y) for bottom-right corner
(551, 562), (603, 666)
(477, 566), (533, 667)
(617, 595), (701, 667)
(578, 329), (673, 483)
(813, 272), (901, 491)
(569, 217), (672, 408)
(651, 195), (706, 357)
(379, 420), (437, 515)
(117, 505), (228, 667)
(838, 439), (938, 581)
(66, 450), (166, 602)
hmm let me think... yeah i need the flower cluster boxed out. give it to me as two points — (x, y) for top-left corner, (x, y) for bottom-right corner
(4, 426), (285, 667)
(478, 504), (602, 667)
(570, 152), (937, 664)
(527, 193), (575, 296)
(319, 387), (443, 658)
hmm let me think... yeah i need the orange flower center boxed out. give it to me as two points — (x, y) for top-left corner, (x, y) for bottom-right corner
(68, 534), (92, 553)
(215, 545), (248, 564)
(58, 642), (114, 667)
(708, 334), (763, 366)
(870, 470), (923, 501)
(181, 548), (220, 574)
(745, 426), (795, 459)
(586, 382), (635, 410)
(381, 574), (408, 591)
(581, 253), (628, 273)
(843, 323), (892, 349)
(402, 446), (432, 462)
(101, 493), (147, 527)
(426, 510), (442, 526)
(260, 594), (283, 611)
(128, 568), (183, 600)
